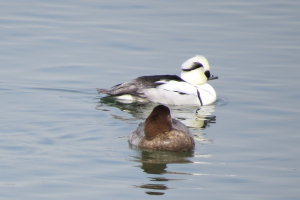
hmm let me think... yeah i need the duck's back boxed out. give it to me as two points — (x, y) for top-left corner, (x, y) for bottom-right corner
(97, 75), (183, 96)
(129, 118), (194, 150)
(139, 129), (194, 151)
(172, 119), (194, 138)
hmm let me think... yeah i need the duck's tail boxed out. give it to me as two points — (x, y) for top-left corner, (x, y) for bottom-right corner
(96, 88), (110, 94)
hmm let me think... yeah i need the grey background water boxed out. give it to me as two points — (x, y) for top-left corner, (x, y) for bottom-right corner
(1, 0), (300, 199)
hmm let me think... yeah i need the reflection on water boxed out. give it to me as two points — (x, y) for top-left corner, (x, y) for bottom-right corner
(96, 92), (218, 195)
(130, 148), (195, 195)
(139, 185), (168, 195)
(1, 0), (299, 198)
(97, 96), (217, 130)
(97, 96), (216, 195)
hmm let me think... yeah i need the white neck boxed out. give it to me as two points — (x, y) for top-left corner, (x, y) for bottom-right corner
(181, 68), (207, 86)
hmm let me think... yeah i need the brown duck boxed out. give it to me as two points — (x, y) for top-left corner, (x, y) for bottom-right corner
(129, 105), (195, 152)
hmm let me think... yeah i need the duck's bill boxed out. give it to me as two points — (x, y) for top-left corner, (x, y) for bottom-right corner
(208, 75), (218, 80)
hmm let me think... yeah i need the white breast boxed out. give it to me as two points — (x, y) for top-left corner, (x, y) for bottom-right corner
(197, 83), (217, 106)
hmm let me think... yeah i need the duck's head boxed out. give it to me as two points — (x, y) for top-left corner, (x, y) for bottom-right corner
(180, 55), (216, 86)
(144, 105), (172, 140)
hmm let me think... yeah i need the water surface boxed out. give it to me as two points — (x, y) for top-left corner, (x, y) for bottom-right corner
(0, 0), (300, 199)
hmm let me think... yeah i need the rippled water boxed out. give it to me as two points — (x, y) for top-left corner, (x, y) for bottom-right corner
(1, 0), (300, 199)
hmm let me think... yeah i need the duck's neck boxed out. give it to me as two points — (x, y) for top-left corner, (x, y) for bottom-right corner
(181, 69), (207, 86)
(144, 115), (172, 140)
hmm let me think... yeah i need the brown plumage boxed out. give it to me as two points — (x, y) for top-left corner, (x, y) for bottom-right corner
(129, 105), (195, 152)
(144, 105), (172, 140)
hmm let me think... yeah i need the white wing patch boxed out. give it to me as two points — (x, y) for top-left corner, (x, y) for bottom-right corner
(139, 80), (200, 105)
(155, 80), (198, 96)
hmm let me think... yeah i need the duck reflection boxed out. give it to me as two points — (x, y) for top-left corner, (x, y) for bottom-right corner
(130, 147), (194, 195)
(96, 96), (217, 195)
(139, 185), (168, 195)
(96, 96), (216, 129)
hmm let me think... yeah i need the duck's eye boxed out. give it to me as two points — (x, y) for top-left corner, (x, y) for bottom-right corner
(204, 71), (211, 79)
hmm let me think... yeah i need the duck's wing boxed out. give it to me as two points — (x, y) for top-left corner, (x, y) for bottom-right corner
(151, 79), (198, 96)
(133, 77), (200, 105)
(97, 78), (141, 96)
(97, 75), (183, 96)
(172, 118), (194, 138)
(129, 121), (145, 146)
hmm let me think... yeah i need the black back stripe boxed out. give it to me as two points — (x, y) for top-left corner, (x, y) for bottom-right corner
(197, 89), (203, 106)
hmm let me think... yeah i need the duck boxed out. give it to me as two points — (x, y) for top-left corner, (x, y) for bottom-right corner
(129, 105), (195, 152)
(97, 55), (218, 106)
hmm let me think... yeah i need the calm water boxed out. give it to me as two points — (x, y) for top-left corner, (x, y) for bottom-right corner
(1, 0), (300, 199)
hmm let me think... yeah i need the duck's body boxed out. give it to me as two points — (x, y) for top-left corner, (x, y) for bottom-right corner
(97, 55), (218, 106)
(129, 105), (194, 152)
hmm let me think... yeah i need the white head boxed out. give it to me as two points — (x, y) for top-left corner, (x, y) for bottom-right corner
(180, 55), (211, 86)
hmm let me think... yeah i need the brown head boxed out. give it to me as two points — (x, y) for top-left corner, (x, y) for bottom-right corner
(144, 105), (172, 140)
